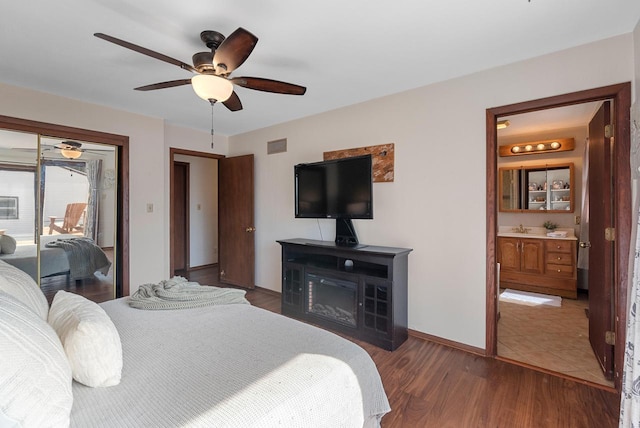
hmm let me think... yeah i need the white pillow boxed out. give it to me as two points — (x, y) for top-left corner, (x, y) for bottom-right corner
(0, 259), (48, 320)
(0, 235), (16, 254)
(48, 291), (123, 387)
(0, 291), (73, 427)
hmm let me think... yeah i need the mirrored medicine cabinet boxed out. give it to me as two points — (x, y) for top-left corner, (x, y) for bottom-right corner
(499, 163), (574, 213)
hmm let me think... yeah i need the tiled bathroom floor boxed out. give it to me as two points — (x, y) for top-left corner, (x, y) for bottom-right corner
(497, 291), (614, 387)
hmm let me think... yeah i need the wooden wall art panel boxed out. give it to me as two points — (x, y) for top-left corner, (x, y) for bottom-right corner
(323, 143), (394, 182)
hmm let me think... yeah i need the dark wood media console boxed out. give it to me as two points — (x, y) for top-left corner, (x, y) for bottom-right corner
(277, 238), (412, 351)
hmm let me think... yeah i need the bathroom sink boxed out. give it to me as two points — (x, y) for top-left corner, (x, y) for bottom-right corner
(497, 229), (575, 239)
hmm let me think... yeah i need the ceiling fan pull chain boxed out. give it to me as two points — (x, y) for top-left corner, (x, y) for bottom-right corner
(210, 100), (215, 149)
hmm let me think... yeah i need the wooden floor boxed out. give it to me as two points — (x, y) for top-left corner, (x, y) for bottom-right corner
(242, 287), (620, 427)
(185, 266), (621, 427)
(40, 248), (115, 304)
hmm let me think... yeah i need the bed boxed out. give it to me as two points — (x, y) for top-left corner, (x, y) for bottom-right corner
(0, 261), (391, 428)
(0, 234), (110, 282)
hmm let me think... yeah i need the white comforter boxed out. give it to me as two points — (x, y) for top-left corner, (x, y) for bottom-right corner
(70, 298), (390, 427)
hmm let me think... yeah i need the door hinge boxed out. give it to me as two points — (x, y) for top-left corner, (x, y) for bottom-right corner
(605, 227), (615, 242)
(605, 330), (616, 345)
(604, 124), (613, 138)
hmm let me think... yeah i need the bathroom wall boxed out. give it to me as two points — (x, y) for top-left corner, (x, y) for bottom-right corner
(498, 125), (588, 237)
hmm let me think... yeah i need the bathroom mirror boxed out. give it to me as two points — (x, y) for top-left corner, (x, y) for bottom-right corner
(499, 163), (574, 213)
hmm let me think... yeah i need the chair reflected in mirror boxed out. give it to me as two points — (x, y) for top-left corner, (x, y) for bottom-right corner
(48, 202), (87, 235)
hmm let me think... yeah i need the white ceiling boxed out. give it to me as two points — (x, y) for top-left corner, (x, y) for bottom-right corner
(498, 102), (602, 138)
(1, 1), (639, 136)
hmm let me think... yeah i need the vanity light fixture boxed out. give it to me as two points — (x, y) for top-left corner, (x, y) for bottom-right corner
(497, 120), (510, 129)
(499, 138), (575, 157)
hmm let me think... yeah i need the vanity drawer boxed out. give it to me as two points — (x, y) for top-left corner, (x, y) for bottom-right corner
(545, 252), (573, 265)
(545, 240), (573, 253)
(546, 263), (574, 277)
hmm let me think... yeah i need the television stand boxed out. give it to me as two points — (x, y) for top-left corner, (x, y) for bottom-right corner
(277, 238), (412, 351)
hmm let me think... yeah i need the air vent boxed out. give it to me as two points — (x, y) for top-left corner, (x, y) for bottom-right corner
(267, 138), (287, 155)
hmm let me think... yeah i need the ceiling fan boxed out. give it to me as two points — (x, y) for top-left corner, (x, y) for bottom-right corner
(94, 28), (307, 111)
(55, 141), (87, 159)
(9, 141), (109, 159)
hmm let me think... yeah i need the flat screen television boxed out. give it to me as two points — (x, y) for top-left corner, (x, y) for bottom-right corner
(295, 154), (373, 246)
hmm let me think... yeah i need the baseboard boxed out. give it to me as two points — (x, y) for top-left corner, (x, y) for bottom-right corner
(188, 263), (218, 272)
(253, 285), (281, 297)
(408, 328), (486, 356)
(253, 287), (487, 356)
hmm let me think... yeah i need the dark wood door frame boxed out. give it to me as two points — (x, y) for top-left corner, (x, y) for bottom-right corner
(0, 114), (130, 297)
(169, 148), (223, 276)
(485, 82), (632, 391)
(173, 161), (190, 275)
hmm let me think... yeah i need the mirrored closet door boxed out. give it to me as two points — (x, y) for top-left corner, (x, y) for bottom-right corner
(0, 128), (120, 303)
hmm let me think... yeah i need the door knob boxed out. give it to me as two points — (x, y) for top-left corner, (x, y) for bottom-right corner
(579, 241), (591, 248)
(245, 227), (256, 233)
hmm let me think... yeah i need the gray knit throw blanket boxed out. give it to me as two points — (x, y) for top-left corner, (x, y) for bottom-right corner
(129, 276), (249, 310)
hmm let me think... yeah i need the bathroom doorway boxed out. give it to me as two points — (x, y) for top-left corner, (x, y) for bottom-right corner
(485, 83), (632, 391)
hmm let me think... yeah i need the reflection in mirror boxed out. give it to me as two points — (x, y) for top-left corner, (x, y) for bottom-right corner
(499, 168), (521, 211)
(0, 129), (39, 282)
(0, 130), (117, 303)
(38, 137), (117, 303)
(499, 163), (574, 213)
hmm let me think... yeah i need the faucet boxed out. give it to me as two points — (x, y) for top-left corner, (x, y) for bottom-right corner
(512, 224), (530, 234)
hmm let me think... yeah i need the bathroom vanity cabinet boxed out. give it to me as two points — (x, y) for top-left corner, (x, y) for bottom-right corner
(498, 236), (577, 298)
(498, 237), (544, 275)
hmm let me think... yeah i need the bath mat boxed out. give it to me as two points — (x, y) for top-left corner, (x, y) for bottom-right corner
(499, 289), (561, 307)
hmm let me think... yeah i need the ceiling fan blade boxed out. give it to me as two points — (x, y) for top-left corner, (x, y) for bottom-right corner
(94, 33), (196, 73)
(212, 28), (258, 74)
(230, 77), (306, 95)
(134, 79), (192, 91)
(222, 91), (243, 111)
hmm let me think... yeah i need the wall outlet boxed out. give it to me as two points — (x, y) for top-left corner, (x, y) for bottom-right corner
(146, 203), (154, 213)
(574, 215), (581, 225)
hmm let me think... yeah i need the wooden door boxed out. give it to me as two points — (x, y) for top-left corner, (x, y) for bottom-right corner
(218, 154), (255, 288)
(588, 100), (614, 379)
(520, 239), (544, 274)
(172, 161), (189, 275)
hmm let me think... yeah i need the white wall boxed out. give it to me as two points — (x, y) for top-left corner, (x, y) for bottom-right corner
(0, 30), (635, 349)
(0, 84), (227, 291)
(174, 154), (218, 267)
(228, 34), (635, 349)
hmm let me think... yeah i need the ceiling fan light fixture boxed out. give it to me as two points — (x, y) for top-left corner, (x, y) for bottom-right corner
(60, 148), (82, 159)
(191, 74), (233, 102)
